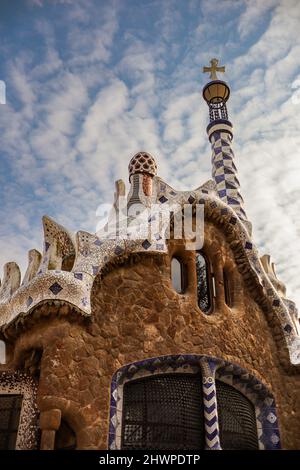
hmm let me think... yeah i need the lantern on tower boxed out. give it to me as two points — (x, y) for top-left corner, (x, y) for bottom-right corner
(202, 58), (230, 122)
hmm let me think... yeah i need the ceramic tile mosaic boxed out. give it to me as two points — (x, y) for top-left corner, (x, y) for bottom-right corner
(0, 371), (39, 449)
(210, 130), (247, 220)
(21, 250), (42, 287)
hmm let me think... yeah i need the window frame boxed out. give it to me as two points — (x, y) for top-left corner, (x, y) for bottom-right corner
(171, 256), (188, 295)
(223, 268), (233, 308)
(0, 371), (39, 449)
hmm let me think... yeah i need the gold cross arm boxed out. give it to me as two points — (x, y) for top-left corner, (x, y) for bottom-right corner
(203, 58), (225, 81)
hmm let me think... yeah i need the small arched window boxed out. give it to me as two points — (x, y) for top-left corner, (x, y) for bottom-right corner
(196, 252), (213, 313)
(223, 269), (233, 307)
(171, 257), (187, 294)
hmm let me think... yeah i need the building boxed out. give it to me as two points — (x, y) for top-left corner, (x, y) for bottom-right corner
(0, 59), (300, 450)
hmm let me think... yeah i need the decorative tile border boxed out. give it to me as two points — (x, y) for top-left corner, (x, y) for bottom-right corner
(199, 357), (221, 449)
(0, 270), (93, 326)
(108, 354), (280, 450)
(0, 370), (39, 449)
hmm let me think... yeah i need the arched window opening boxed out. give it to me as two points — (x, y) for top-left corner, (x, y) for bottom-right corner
(223, 269), (233, 307)
(196, 251), (213, 313)
(171, 257), (187, 294)
(55, 419), (77, 450)
(0, 394), (23, 449)
(121, 373), (205, 450)
(216, 380), (258, 450)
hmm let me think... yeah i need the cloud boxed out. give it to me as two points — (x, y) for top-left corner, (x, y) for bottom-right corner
(238, 0), (278, 38)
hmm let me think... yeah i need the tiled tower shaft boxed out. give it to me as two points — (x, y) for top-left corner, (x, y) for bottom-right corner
(208, 124), (247, 220)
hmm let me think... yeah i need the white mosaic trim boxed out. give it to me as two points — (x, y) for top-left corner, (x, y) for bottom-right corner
(0, 371), (39, 450)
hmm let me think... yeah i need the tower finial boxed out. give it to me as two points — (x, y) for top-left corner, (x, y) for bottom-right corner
(203, 58), (225, 81)
(202, 58), (230, 119)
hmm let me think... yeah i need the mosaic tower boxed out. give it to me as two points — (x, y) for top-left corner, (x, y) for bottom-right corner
(203, 59), (248, 226)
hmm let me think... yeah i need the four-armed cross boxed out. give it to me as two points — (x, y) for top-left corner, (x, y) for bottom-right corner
(203, 58), (225, 80)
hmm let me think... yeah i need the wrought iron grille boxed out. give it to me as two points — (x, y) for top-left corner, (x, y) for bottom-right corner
(0, 394), (23, 450)
(196, 251), (212, 313)
(121, 373), (205, 450)
(209, 102), (228, 122)
(216, 380), (259, 449)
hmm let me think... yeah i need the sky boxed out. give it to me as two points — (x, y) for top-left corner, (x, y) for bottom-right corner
(0, 0), (300, 306)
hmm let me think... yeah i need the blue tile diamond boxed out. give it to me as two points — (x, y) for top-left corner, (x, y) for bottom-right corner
(114, 246), (124, 256)
(142, 239), (151, 250)
(74, 272), (83, 280)
(49, 282), (63, 295)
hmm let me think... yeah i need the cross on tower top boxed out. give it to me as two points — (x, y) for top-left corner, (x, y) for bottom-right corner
(203, 58), (225, 81)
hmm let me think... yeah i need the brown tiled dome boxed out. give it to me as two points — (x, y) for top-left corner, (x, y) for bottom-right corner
(128, 152), (157, 181)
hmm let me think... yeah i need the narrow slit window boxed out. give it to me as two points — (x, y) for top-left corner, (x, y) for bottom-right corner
(196, 252), (212, 313)
(223, 270), (233, 307)
(171, 257), (187, 294)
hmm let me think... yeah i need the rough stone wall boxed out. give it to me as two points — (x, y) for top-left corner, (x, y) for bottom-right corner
(5, 221), (300, 449)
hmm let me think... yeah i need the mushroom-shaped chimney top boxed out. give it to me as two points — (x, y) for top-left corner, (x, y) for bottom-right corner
(128, 151), (157, 181)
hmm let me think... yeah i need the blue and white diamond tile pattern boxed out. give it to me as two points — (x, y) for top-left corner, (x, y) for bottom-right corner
(211, 131), (247, 221)
(199, 358), (221, 450)
(0, 269), (94, 326)
(108, 354), (281, 450)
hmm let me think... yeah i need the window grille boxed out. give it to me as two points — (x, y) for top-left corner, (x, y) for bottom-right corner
(216, 380), (258, 449)
(0, 394), (22, 450)
(196, 251), (212, 313)
(121, 373), (204, 450)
